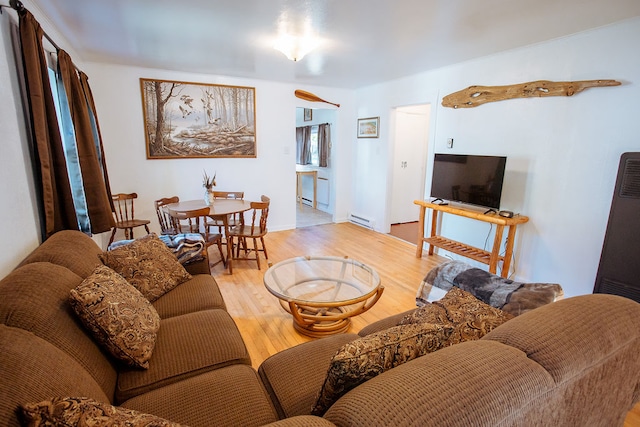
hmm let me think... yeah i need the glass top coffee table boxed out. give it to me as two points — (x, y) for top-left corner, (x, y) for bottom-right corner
(263, 256), (384, 337)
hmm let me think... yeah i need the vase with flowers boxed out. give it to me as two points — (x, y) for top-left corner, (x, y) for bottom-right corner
(203, 170), (216, 205)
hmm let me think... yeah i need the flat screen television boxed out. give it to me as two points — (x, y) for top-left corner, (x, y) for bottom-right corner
(430, 153), (507, 210)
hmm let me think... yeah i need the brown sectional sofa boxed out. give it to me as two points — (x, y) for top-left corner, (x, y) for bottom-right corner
(1, 230), (640, 426)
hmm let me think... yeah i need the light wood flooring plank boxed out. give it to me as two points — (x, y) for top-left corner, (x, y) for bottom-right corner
(209, 222), (445, 367)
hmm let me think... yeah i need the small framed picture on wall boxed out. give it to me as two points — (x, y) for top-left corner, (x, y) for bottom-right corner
(304, 108), (313, 121)
(357, 117), (379, 138)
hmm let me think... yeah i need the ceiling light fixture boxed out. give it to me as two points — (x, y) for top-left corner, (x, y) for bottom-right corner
(273, 13), (320, 62)
(274, 33), (319, 62)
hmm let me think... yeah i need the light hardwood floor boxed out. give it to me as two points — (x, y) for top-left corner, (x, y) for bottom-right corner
(207, 222), (640, 425)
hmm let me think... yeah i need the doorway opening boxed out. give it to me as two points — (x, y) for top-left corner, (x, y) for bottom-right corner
(295, 107), (336, 228)
(388, 104), (431, 243)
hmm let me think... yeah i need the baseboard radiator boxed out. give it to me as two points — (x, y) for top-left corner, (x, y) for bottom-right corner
(349, 213), (375, 229)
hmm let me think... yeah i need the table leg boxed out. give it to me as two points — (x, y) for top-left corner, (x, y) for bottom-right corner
(490, 224), (505, 275)
(416, 204), (426, 258)
(428, 209), (438, 256)
(501, 225), (518, 278)
(312, 171), (317, 209)
(223, 217), (233, 274)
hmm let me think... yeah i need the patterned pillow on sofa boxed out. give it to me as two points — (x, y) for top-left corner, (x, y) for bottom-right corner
(311, 322), (454, 416)
(21, 396), (182, 426)
(99, 233), (192, 302)
(401, 287), (514, 344)
(69, 265), (161, 369)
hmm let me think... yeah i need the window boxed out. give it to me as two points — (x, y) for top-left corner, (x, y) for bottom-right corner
(48, 60), (91, 233)
(309, 125), (319, 166)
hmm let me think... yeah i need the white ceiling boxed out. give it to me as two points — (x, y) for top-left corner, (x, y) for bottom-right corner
(30, 0), (640, 89)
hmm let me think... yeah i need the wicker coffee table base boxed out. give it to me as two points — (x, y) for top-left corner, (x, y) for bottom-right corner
(280, 286), (384, 338)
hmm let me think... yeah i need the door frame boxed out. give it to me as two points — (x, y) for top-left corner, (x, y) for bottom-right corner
(385, 102), (434, 233)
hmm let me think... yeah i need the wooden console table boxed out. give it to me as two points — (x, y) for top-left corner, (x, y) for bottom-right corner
(414, 200), (529, 278)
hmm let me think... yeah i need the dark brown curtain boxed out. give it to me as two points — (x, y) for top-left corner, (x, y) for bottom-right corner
(79, 71), (114, 214)
(18, 10), (77, 238)
(318, 123), (330, 168)
(58, 51), (114, 233)
(296, 125), (311, 165)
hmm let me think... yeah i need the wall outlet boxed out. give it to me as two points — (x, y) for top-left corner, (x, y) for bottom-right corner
(446, 138), (454, 148)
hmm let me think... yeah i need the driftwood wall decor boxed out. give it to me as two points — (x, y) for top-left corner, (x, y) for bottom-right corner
(442, 79), (621, 109)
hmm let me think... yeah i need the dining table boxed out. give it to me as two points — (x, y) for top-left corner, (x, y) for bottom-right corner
(167, 198), (252, 274)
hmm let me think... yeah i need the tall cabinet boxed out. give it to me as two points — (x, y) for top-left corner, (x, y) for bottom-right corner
(594, 152), (640, 303)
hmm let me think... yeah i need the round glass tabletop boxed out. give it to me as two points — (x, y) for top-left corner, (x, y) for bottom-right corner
(263, 256), (381, 305)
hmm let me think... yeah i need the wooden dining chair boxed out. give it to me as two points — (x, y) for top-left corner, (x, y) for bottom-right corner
(168, 207), (225, 268)
(154, 196), (180, 235)
(227, 195), (270, 270)
(206, 191), (245, 234)
(109, 193), (151, 245)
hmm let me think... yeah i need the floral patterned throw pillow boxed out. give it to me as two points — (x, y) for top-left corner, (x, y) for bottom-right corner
(21, 396), (183, 426)
(69, 265), (161, 369)
(311, 322), (454, 416)
(99, 233), (192, 302)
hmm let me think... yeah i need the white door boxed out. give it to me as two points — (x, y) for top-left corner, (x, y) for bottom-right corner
(390, 104), (430, 224)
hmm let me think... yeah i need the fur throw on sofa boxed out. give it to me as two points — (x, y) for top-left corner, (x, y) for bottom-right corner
(417, 260), (563, 316)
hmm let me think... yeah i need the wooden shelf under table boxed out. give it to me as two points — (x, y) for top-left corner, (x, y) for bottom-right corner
(414, 201), (529, 278)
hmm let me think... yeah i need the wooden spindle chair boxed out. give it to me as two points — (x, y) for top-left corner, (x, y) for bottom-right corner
(227, 195), (270, 269)
(109, 193), (150, 245)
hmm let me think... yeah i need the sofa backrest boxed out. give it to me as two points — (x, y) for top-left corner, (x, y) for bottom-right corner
(0, 324), (111, 427)
(322, 294), (640, 426)
(0, 262), (118, 399)
(482, 293), (640, 425)
(17, 229), (103, 278)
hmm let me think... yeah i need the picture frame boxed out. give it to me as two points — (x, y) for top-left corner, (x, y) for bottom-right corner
(357, 116), (379, 138)
(140, 78), (257, 159)
(304, 108), (313, 121)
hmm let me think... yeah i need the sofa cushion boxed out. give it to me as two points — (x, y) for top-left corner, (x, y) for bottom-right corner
(311, 322), (453, 416)
(21, 397), (182, 426)
(115, 309), (251, 402)
(122, 365), (279, 427)
(99, 233), (192, 302)
(258, 333), (359, 419)
(16, 230), (103, 279)
(0, 262), (118, 398)
(0, 325), (111, 427)
(69, 266), (161, 369)
(152, 274), (226, 318)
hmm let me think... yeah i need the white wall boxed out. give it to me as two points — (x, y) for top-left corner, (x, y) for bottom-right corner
(84, 63), (355, 248)
(0, 10), (40, 278)
(353, 18), (640, 297)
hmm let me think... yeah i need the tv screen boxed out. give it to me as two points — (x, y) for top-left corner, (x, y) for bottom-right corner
(430, 154), (507, 210)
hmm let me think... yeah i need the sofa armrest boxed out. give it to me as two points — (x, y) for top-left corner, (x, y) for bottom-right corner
(258, 334), (358, 419)
(260, 415), (336, 426)
(183, 258), (210, 275)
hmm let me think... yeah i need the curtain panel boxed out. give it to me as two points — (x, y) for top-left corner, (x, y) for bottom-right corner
(296, 125), (312, 165)
(18, 10), (77, 238)
(58, 51), (114, 233)
(18, 9), (114, 238)
(318, 123), (330, 168)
